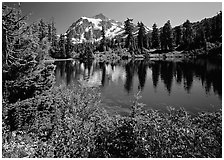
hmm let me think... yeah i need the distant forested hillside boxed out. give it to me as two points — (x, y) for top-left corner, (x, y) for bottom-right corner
(171, 11), (222, 52)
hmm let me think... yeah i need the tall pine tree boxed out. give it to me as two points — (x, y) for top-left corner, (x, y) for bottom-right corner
(137, 22), (146, 52)
(2, 4), (54, 103)
(124, 18), (134, 50)
(100, 25), (106, 51)
(38, 19), (47, 42)
(194, 26), (207, 50)
(59, 34), (66, 58)
(151, 23), (160, 49)
(174, 26), (183, 47)
(160, 20), (173, 51)
(183, 19), (194, 50)
(65, 34), (72, 57)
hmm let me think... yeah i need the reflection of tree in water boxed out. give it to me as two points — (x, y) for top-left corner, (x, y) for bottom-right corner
(73, 61), (82, 79)
(55, 61), (66, 85)
(124, 60), (148, 92)
(211, 69), (222, 99)
(65, 61), (74, 85)
(124, 60), (135, 93)
(82, 59), (93, 80)
(182, 59), (222, 98)
(175, 62), (183, 84)
(137, 61), (147, 91)
(54, 58), (221, 100)
(55, 61), (74, 85)
(150, 59), (221, 98)
(181, 62), (194, 93)
(55, 61), (65, 78)
(160, 61), (173, 94)
(151, 62), (160, 89)
(199, 59), (222, 99)
(99, 62), (106, 87)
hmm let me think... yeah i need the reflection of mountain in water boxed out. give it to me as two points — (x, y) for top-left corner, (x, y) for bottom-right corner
(55, 60), (127, 88)
(54, 58), (222, 99)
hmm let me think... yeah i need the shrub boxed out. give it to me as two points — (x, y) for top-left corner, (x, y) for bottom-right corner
(2, 85), (222, 158)
(3, 85), (110, 157)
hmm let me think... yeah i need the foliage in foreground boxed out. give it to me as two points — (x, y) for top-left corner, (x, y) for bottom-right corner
(2, 85), (222, 158)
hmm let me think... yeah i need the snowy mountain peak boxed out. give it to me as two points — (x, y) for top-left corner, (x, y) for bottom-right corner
(66, 13), (151, 44)
(66, 14), (124, 44)
(92, 13), (109, 21)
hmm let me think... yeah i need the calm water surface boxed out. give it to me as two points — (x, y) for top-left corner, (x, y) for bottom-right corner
(54, 58), (222, 115)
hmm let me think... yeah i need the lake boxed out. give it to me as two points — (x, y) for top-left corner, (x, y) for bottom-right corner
(54, 58), (222, 116)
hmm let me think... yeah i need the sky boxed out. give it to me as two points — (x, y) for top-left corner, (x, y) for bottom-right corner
(3, 2), (222, 34)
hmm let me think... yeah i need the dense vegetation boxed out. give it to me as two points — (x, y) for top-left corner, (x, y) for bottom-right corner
(59, 11), (222, 59)
(3, 85), (222, 158)
(2, 4), (222, 158)
(29, 8), (222, 60)
(2, 5), (55, 104)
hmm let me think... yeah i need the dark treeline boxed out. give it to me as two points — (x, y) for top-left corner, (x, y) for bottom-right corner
(124, 11), (222, 54)
(49, 11), (222, 59)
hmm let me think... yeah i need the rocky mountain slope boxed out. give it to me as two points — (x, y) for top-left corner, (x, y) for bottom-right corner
(66, 13), (151, 44)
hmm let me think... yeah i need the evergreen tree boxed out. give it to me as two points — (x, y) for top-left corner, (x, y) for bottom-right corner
(174, 26), (183, 46)
(160, 28), (165, 51)
(59, 34), (66, 57)
(47, 22), (52, 42)
(151, 23), (160, 49)
(124, 18), (134, 50)
(38, 19), (47, 42)
(214, 11), (222, 42)
(194, 26), (207, 50)
(183, 20), (194, 50)
(206, 11), (222, 42)
(51, 18), (58, 47)
(203, 18), (212, 42)
(48, 18), (58, 58)
(137, 22), (146, 52)
(47, 18), (57, 46)
(2, 4), (54, 103)
(100, 25), (106, 51)
(65, 35), (72, 57)
(167, 22), (174, 50)
(160, 20), (173, 51)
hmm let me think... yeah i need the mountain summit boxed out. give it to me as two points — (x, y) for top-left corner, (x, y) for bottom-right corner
(66, 13), (124, 44)
(92, 13), (109, 21)
(66, 13), (151, 44)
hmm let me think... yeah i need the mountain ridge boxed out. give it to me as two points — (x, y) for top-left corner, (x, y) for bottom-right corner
(66, 13), (151, 44)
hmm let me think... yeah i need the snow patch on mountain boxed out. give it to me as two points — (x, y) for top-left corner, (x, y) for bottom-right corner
(105, 23), (124, 38)
(82, 17), (102, 30)
(71, 32), (85, 44)
(144, 26), (151, 32)
(77, 21), (83, 26)
(66, 13), (151, 44)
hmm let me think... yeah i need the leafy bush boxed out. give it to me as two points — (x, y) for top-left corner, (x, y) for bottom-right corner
(3, 85), (110, 157)
(2, 86), (222, 158)
(90, 93), (221, 158)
